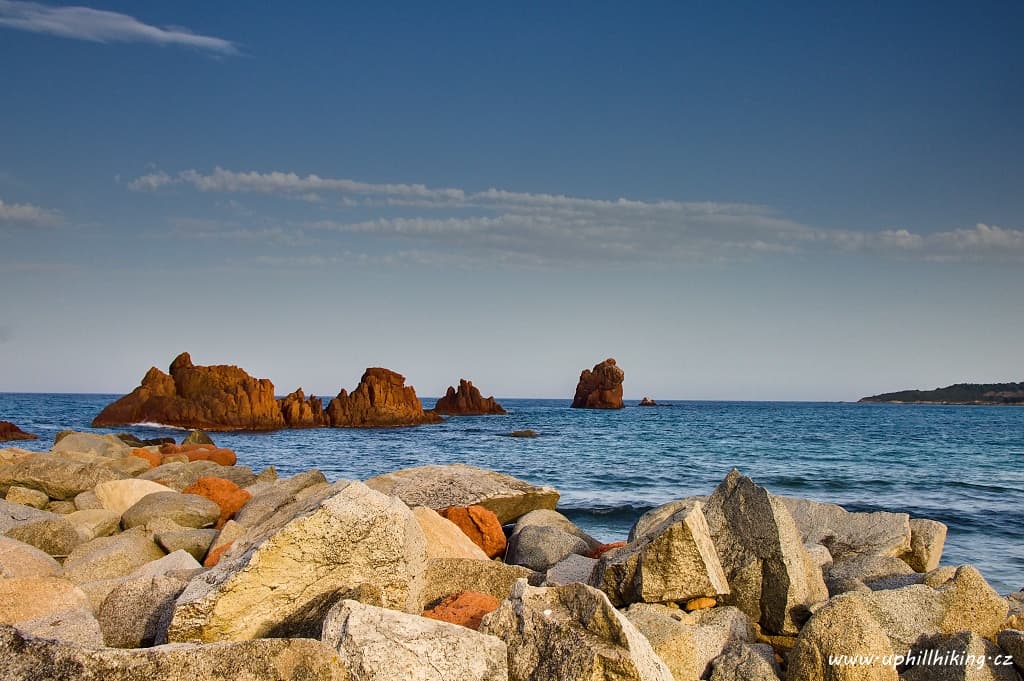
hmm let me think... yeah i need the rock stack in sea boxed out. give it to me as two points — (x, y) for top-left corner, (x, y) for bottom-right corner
(432, 379), (507, 415)
(2, 429), (1021, 681)
(93, 354), (441, 431)
(572, 357), (626, 409)
(0, 421), (37, 443)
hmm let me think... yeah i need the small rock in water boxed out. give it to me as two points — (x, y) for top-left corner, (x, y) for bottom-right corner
(504, 429), (539, 438)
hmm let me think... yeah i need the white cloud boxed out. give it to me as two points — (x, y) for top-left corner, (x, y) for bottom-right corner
(126, 167), (1024, 266)
(0, 1), (237, 55)
(0, 197), (61, 227)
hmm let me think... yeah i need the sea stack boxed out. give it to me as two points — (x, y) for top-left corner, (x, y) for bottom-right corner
(326, 367), (443, 427)
(432, 379), (507, 415)
(0, 421), (37, 442)
(571, 358), (625, 409)
(92, 352), (286, 431)
(93, 355), (442, 431)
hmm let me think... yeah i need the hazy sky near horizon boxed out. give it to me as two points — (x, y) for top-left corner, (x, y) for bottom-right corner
(1, 1), (1022, 400)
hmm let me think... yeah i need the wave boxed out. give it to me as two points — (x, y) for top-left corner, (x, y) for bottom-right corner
(130, 421), (189, 431)
(559, 502), (655, 522)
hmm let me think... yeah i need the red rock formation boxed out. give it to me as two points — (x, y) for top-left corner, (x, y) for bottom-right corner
(325, 368), (442, 427)
(422, 591), (500, 630)
(440, 505), (507, 558)
(92, 353), (286, 431)
(432, 379), (507, 415)
(278, 388), (328, 428)
(183, 477), (252, 529)
(571, 358), (625, 409)
(587, 541), (627, 559)
(0, 421), (37, 442)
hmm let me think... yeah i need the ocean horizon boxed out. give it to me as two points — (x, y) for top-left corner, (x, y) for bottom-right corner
(3, 391), (1021, 594)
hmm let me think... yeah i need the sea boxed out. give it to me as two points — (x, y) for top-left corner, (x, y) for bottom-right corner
(2, 393), (1022, 594)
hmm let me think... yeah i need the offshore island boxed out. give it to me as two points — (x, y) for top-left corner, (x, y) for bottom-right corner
(859, 382), (1024, 405)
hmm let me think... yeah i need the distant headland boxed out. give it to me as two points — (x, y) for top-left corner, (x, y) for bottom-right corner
(858, 382), (1024, 405)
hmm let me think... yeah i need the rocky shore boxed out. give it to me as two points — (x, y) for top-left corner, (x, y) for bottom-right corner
(1, 428), (1022, 680)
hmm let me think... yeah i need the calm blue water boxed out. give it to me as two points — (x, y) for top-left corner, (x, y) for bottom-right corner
(2, 394), (1022, 593)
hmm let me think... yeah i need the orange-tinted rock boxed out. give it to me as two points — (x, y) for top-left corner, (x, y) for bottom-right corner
(432, 379), (507, 415)
(205, 448), (237, 466)
(92, 352), (287, 431)
(156, 443), (237, 466)
(0, 421), (37, 442)
(129, 448), (162, 468)
(183, 477), (252, 529)
(571, 358), (625, 409)
(422, 590), (500, 631)
(684, 597), (717, 611)
(587, 541), (627, 559)
(439, 505), (507, 558)
(203, 541), (232, 567)
(278, 388), (328, 427)
(326, 367), (443, 427)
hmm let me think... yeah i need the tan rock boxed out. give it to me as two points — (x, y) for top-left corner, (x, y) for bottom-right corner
(62, 528), (166, 584)
(0, 625), (350, 680)
(322, 599), (507, 681)
(788, 596), (898, 681)
(94, 479), (173, 516)
(65, 509), (120, 542)
(365, 463), (559, 524)
(5, 485), (49, 509)
(904, 518), (947, 572)
(421, 557), (536, 610)
(167, 480), (427, 642)
(594, 500), (728, 606)
(412, 506), (489, 560)
(0, 577), (91, 624)
(624, 603), (754, 681)
(480, 580), (673, 681)
(0, 536), (62, 578)
(703, 470), (828, 635)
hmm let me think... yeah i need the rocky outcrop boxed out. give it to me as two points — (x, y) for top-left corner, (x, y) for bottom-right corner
(572, 358), (625, 409)
(0, 421), (36, 442)
(277, 388), (328, 428)
(365, 464), (559, 524)
(638, 397), (657, 406)
(432, 379), (507, 415)
(94, 354), (443, 430)
(93, 353), (286, 431)
(326, 368), (442, 427)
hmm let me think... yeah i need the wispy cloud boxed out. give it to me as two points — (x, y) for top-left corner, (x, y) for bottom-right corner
(0, 197), (61, 227)
(127, 167), (1024, 267)
(0, 1), (237, 55)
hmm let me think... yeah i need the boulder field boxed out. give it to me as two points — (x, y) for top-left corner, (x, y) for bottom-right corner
(2, 430), (1022, 681)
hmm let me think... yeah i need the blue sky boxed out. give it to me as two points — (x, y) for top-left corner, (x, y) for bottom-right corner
(1, 1), (1022, 400)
